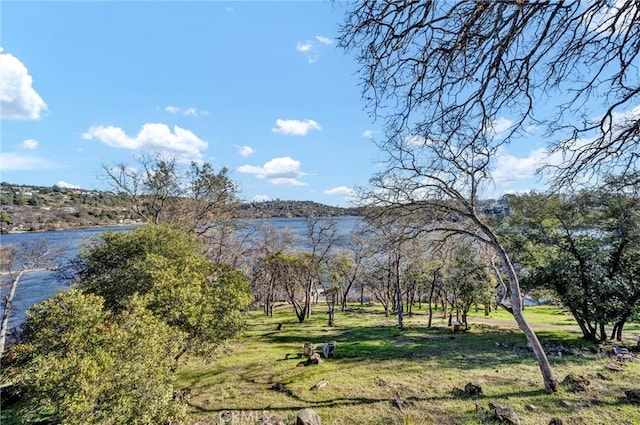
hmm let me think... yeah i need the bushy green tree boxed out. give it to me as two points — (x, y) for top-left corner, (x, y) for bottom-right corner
(442, 245), (493, 329)
(71, 224), (251, 361)
(6, 290), (186, 425)
(502, 185), (640, 341)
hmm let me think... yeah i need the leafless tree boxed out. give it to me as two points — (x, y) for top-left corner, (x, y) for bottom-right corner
(302, 216), (338, 317)
(340, 1), (640, 188)
(352, 129), (557, 391)
(338, 0), (587, 392)
(250, 223), (296, 316)
(0, 241), (55, 356)
(329, 224), (369, 311)
(104, 155), (238, 236)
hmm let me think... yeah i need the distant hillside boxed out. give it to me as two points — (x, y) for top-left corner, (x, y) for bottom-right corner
(0, 183), (361, 233)
(236, 200), (362, 218)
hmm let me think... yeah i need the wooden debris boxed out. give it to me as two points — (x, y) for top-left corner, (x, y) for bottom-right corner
(604, 362), (626, 372)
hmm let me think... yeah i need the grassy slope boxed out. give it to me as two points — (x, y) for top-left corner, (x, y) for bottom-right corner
(177, 305), (640, 425)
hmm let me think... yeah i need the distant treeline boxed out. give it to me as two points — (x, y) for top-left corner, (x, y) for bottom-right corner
(236, 200), (363, 218)
(0, 183), (364, 232)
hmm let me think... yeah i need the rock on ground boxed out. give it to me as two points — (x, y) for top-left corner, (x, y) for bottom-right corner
(295, 408), (321, 425)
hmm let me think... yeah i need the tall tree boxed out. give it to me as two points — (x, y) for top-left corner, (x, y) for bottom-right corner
(250, 223), (296, 316)
(339, 2), (563, 391)
(266, 252), (314, 323)
(302, 216), (338, 317)
(442, 243), (493, 330)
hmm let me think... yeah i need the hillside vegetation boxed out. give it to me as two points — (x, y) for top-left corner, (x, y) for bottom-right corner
(0, 183), (360, 233)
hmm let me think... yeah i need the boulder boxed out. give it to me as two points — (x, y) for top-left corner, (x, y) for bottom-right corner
(624, 389), (640, 404)
(391, 396), (415, 410)
(561, 374), (590, 392)
(488, 402), (521, 425)
(453, 382), (483, 398)
(295, 408), (321, 425)
(308, 353), (323, 365)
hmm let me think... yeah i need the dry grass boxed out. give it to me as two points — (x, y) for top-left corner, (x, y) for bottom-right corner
(177, 305), (640, 425)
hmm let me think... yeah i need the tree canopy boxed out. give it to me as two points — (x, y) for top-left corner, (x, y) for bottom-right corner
(339, 1), (640, 185)
(6, 290), (186, 425)
(502, 184), (640, 341)
(71, 224), (251, 360)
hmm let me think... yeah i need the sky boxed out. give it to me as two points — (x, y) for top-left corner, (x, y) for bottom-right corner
(1, 1), (557, 207)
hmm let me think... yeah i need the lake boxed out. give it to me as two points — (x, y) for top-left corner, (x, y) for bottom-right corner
(0, 217), (361, 330)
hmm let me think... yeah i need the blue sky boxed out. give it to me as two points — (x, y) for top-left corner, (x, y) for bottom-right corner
(1, 1), (556, 207)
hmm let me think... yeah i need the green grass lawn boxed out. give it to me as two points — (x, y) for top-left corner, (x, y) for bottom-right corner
(176, 305), (640, 425)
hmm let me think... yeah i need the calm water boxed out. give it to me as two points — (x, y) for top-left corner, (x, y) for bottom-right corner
(0, 217), (361, 329)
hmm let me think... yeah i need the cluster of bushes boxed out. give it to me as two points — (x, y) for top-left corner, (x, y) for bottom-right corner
(3, 225), (251, 424)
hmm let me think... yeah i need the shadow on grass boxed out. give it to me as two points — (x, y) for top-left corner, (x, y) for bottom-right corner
(186, 394), (451, 413)
(257, 324), (596, 371)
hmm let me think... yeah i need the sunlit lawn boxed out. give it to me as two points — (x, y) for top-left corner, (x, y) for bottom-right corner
(177, 304), (640, 425)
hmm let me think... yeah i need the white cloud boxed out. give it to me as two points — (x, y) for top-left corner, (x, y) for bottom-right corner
(0, 47), (47, 120)
(404, 134), (429, 146)
(492, 146), (563, 185)
(225, 6), (235, 13)
(315, 35), (333, 45)
(56, 180), (81, 189)
(296, 41), (313, 53)
(362, 130), (375, 139)
(607, 104), (640, 132)
(238, 145), (255, 157)
(164, 105), (208, 116)
(489, 117), (513, 136)
(253, 194), (271, 202)
(324, 186), (355, 196)
(238, 156), (307, 186)
(22, 139), (38, 150)
(586, 0), (637, 34)
(83, 123), (208, 160)
(0, 152), (53, 171)
(272, 119), (321, 136)
(296, 37), (333, 63)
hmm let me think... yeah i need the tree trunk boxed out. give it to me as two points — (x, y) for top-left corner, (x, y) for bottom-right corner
(395, 258), (403, 329)
(492, 242), (558, 393)
(0, 270), (25, 357)
(427, 277), (436, 328)
(441, 297), (447, 318)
